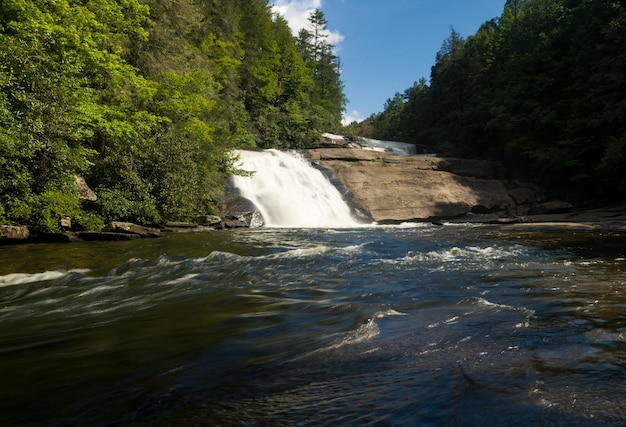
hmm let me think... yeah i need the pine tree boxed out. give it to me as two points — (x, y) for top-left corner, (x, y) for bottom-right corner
(296, 8), (345, 131)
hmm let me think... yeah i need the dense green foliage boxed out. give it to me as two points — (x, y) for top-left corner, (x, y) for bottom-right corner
(0, 1), (345, 232)
(351, 0), (626, 205)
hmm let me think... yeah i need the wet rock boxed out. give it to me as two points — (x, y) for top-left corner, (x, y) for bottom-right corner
(222, 211), (263, 228)
(502, 222), (597, 231)
(36, 232), (82, 243)
(321, 133), (351, 148)
(220, 181), (265, 228)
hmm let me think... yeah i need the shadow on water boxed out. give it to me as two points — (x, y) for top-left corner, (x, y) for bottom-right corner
(155, 298), (626, 427)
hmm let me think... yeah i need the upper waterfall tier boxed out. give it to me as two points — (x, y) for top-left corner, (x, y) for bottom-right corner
(231, 150), (363, 228)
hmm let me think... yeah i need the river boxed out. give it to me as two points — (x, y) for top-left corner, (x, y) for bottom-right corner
(1, 225), (625, 426)
(3, 149), (626, 426)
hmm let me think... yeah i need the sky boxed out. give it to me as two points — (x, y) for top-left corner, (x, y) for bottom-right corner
(270, 0), (507, 124)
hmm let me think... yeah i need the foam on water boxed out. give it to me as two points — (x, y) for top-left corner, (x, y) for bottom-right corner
(375, 244), (530, 272)
(471, 297), (536, 328)
(358, 138), (417, 156)
(268, 246), (332, 259)
(0, 269), (91, 287)
(203, 242), (367, 264)
(329, 310), (406, 348)
(232, 150), (364, 228)
(408, 245), (524, 262)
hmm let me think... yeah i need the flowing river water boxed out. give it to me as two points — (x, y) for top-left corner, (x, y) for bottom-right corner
(1, 151), (626, 426)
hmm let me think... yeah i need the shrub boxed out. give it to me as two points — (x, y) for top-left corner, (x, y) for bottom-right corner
(95, 188), (161, 225)
(31, 191), (82, 234)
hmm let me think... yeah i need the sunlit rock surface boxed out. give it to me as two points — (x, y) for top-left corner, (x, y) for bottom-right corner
(309, 148), (515, 223)
(0, 225), (29, 241)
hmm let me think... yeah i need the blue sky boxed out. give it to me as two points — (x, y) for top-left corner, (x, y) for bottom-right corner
(271, 0), (507, 124)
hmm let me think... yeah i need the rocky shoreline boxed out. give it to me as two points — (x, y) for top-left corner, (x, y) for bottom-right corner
(308, 148), (626, 231)
(4, 208), (624, 246)
(2, 205), (625, 246)
(486, 206), (626, 232)
(2, 148), (625, 245)
(0, 219), (226, 245)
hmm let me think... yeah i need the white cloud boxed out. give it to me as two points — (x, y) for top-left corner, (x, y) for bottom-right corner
(271, 0), (344, 46)
(342, 110), (365, 126)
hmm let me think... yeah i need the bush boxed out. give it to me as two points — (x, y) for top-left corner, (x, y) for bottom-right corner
(31, 191), (82, 234)
(0, 197), (33, 225)
(95, 188), (161, 225)
(74, 211), (105, 232)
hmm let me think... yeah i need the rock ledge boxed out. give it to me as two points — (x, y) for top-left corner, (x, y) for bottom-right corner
(309, 148), (518, 223)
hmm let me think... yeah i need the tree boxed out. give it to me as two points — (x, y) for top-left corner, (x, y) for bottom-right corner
(0, 0), (350, 231)
(426, 27), (468, 154)
(0, 0), (153, 230)
(295, 8), (345, 132)
(364, 0), (626, 205)
(308, 8), (329, 64)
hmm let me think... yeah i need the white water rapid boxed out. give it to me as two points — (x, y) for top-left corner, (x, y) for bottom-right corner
(231, 149), (363, 228)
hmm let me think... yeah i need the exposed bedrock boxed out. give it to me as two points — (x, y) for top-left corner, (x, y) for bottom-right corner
(308, 148), (550, 223)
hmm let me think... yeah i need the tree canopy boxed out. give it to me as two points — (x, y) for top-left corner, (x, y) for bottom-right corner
(351, 0), (626, 206)
(0, 1), (346, 232)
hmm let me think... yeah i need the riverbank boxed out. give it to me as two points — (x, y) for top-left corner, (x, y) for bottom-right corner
(0, 220), (224, 245)
(2, 205), (625, 247)
(310, 148), (626, 229)
(3, 143), (626, 245)
(447, 204), (626, 232)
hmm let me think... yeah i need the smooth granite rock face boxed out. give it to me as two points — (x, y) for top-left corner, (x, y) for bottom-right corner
(309, 148), (515, 223)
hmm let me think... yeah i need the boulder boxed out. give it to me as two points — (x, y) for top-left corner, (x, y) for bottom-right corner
(529, 200), (573, 215)
(60, 217), (72, 229)
(75, 175), (97, 202)
(508, 187), (537, 205)
(103, 221), (162, 237)
(222, 211), (263, 228)
(220, 182), (265, 228)
(0, 225), (29, 241)
(196, 215), (222, 227)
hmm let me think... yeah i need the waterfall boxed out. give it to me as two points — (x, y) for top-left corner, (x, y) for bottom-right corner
(231, 150), (362, 228)
(359, 138), (417, 156)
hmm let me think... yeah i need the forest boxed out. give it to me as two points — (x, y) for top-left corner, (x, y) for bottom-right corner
(0, 0), (345, 233)
(347, 0), (626, 206)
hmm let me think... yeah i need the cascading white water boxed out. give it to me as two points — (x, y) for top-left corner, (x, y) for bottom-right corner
(231, 149), (362, 228)
(359, 138), (417, 156)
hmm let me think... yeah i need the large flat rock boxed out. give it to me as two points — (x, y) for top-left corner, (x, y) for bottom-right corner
(309, 148), (514, 223)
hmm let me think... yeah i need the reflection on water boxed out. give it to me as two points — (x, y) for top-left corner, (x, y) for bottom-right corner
(1, 226), (625, 426)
